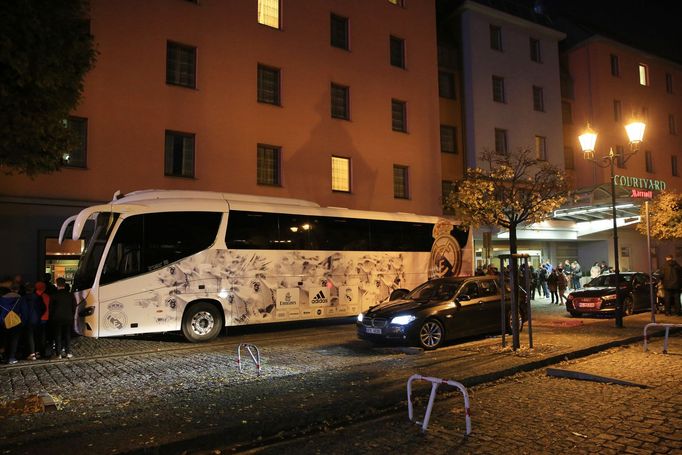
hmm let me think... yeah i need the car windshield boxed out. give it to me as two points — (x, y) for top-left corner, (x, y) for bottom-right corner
(586, 274), (632, 287)
(405, 281), (461, 301)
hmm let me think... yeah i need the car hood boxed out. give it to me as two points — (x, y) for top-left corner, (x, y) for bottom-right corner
(365, 299), (434, 317)
(570, 286), (617, 297)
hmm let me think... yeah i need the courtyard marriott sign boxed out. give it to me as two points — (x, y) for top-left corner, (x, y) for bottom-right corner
(614, 175), (667, 191)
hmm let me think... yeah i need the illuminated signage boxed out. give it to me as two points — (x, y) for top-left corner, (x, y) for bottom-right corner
(630, 189), (653, 198)
(614, 175), (666, 191)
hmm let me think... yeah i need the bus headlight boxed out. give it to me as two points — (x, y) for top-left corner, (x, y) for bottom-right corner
(391, 315), (416, 325)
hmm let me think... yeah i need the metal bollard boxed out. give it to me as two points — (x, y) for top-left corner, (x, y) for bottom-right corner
(643, 323), (682, 354)
(406, 374), (471, 435)
(237, 343), (261, 376)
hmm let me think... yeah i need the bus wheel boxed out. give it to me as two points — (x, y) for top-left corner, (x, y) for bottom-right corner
(182, 302), (223, 342)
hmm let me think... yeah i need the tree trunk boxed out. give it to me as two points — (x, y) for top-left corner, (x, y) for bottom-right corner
(509, 225), (520, 350)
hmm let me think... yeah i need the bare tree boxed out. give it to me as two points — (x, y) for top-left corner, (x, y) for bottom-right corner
(445, 148), (568, 348)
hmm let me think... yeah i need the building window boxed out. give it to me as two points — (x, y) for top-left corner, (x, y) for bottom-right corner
(393, 165), (409, 199)
(438, 71), (455, 99)
(390, 35), (405, 68)
(440, 125), (457, 154)
(164, 131), (195, 178)
(613, 100), (622, 122)
(532, 86), (544, 112)
(610, 54), (620, 77)
(639, 64), (649, 86)
(63, 116), (87, 168)
(492, 75), (505, 103)
(529, 38), (542, 63)
(166, 41), (196, 88)
(257, 144), (281, 186)
(490, 25), (502, 51)
(666, 73), (674, 94)
(645, 150), (653, 173)
(257, 64), (280, 105)
(331, 83), (350, 120)
(669, 114), (677, 135)
(330, 14), (349, 50)
(615, 145), (625, 169)
(535, 135), (547, 160)
(257, 0), (280, 29)
(331, 156), (350, 192)
(672, 156), (679, 177)
(391, 99), (407, 132)
(494, 128), (507, 154)
(564, 146), (574, 170)
(561, 101), (572, 124)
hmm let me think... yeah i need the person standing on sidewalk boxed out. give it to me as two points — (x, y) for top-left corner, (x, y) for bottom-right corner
(0, 283), (28, 364)
(661, 255), (682, 316)
(50, 278), (77, 359)
(557, 266), (568, 305)
(547, 268), (559, 304)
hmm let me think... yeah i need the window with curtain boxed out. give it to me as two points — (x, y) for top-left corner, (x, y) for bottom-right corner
(257, 0), (280, 28)
(494, 128), (507, 154)
(393, 165), (409, 199)
(391, 99), (407, 132)
(164, 131), (195, 178)
(492, 76), (505, 103)
(257, 144), (281, 185)
(166, 41), (196, 88)
(257, 64), (280, 105)
(440, 125), (457, 153)
(331, 83), (349, 120)
(331, 156), (350, 192)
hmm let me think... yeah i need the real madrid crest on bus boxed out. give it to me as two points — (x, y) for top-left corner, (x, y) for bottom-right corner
(428, 219), (462, 279)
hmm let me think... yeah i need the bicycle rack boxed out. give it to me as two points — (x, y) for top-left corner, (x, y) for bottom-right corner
(407, 374), (471, 435)
(643, 323), (682, 354)
(237, 343), (261, 376)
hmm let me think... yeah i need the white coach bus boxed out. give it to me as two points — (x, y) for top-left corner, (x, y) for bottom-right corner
(60, 190), (472, 342)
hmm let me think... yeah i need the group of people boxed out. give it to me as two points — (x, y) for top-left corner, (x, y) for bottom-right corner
(528, 260), (584, 305)
(0, 274), (77, 365)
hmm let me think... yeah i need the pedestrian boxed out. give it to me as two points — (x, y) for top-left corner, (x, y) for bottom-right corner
(34, 281), (51, 358)
(547, 268), (559, 304)
(571, 260), (582, 290)
(0, 282), (28, 364)
(50, 277), (77, 359)
(529, 265), (538, 300)
(12, 274), (27, 296)
(22, 282), (44, 361)
(42, 273), (58, 296)
(563, 260), (573, 290)
(661, 255), (682, 316)
(557, 266), (568, 305)
(538, 266), (549, 298)
(590, 262), (601, 279)
(475, 266), (485, 276)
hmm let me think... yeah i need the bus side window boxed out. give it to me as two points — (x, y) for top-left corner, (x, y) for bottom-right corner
(101, 215), (143, 285)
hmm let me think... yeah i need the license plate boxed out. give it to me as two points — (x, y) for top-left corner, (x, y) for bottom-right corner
(365, 327), (382, 334)
(578, 302), (595, 308)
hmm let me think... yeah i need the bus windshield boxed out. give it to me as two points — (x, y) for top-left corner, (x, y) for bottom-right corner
(73, 212), (119, 291)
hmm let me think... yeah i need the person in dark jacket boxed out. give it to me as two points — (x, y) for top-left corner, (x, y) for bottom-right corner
(34, 281), (51, 358)
(22, 283), (45, 360)
(661, 255), (682, 316)
(50, 277), (77, 359)
(0, 283), (28, 364)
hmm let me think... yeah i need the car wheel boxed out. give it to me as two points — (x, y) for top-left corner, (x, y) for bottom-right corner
(570, 311), (582, 318)
(182, 302), (223, 342)
(623, 296), (634, 316)
(418, 319), (444, 350)
(506, 310), (524, 334)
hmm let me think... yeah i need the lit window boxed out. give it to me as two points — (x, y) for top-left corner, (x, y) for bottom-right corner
(535, 135), (547, 160)
(532, 86), (544, 112)
(490, 25), (502, 51)
(331, 83), (349, 120)
(639, 64), (649, 86)
(610, 54), (620, 77)
(257, 64), (280, 105)
(331, 156), (350, 192)
(530, 38), (542, 63)
(330, 14), (349, 50)
(258, 0), (280, 28)
(494, 128), (507, 154)
(391, 99), (407, 132)
(438, 71), (455, 99)
(257, 144), (281, 186)
(440, 125), (457, 153)
(166, 41), (196, 88)
(63, 117), (87, 168)
(390, 36), (405, 68)
(613, 100), (622, 122)
(164, 131), (195, 178)
(393, 165), (409, 199)
(645, 150), (653, 173)
(492, 76), (505, 103)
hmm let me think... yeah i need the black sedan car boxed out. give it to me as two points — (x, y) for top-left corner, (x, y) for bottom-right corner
(357, 276), (525, 350)
(565, 272), (657, 317)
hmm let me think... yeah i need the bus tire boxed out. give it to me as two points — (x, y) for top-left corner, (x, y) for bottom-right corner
(182, 302), (223, 342)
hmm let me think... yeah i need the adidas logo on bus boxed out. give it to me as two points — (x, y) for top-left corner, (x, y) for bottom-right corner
(311, 290), (327, 304)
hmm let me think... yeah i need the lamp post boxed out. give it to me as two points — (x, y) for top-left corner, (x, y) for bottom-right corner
(578, 121), (646, 328)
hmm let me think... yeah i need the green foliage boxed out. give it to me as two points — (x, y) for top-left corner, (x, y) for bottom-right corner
(0, 0), (96, 176)
(637, 191), (682, 239)
(445, 148), (567, 245)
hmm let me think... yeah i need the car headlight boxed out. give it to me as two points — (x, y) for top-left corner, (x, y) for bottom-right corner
(391, 315), (416, 325)
(357, 313), (364, 322)
(602, 294), (617, 301)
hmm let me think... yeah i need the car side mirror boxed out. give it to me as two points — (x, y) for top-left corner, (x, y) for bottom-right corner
(457, 294), (471, 302)
(389, 288), (409, 301)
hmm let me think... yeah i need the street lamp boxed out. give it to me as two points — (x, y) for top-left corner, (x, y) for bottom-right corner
(578, 120), (646, 328)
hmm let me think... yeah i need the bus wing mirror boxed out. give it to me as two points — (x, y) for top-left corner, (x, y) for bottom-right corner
(59, 215), (78, 245)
